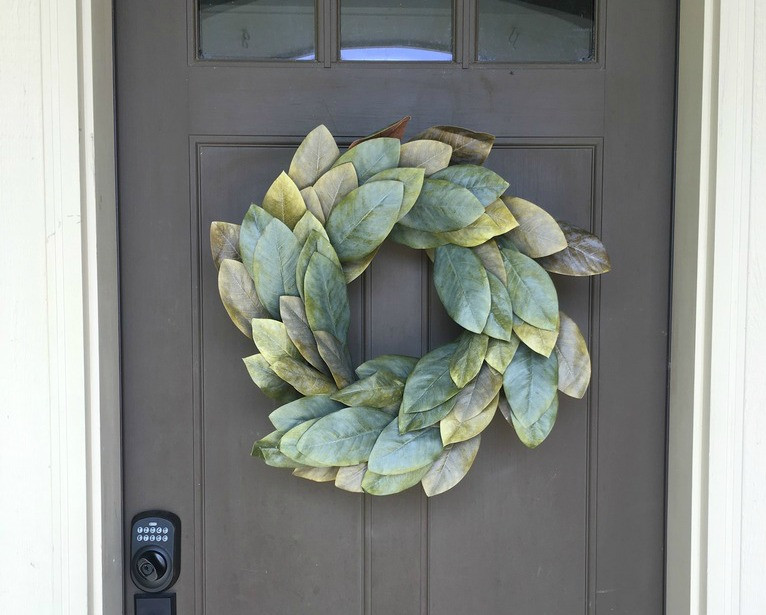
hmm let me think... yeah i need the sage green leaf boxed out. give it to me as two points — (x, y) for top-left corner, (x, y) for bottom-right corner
(296, 231), (342, 299)
(398, 179), (485, 233)
(293, 211), (328, 245)
(251, 430), (303, 468)
(293, 466), (339, 482)
(342, 247), (378, 283)
(503, 343), (558, 427)
(389, 224), (448, 249)
(484, 336), (520, 373)
(413, 125), (495, 165)
(362, 465), (430, 496)
(483, 271), (514, 341)
(438, 199), (518, 247)
(314, 330), (355, 389)
(243, 354), (300, 402)
(555, 311), (591, 398)
(508, 393), (558, 449)
(421, 435), (481, 496)
(431, 165), (509, 206)
(513, 313), (559, 358)
(271, 357), (337, 396)
(349, 115), (410, 148)
(252, 218), (301, 317)
(503, 196), (568, 258)
(368, 420), (444, 475)
(400, 343), (460, 415)
(332, 371), (405, 408)
(313, 162), (358, 221)
(268, 395), (343, 432)
(250, 318), (301, 364)
(300, 186), (325, 224)
(473, 240), (507, 284)
(367, 167), (425, 219)
(434, 244), (491, 333)
(450, 332), (489, 388)
(485, 198), (519, 231)
(356, 354), (419, 380)
(218, 259), (269, 337)
(398, 140), (452, 175)
(303, 251), (351, 342)
(298, 406), (393, 466)
(536, 221), (612, 276)
(210, 221), (241, 269)
(332, 137), (401, 183)
(279, 296), (328, 374)
(326, 180), (403, 262)
(279, 419), (331, 466)
(501, 248), (559, 331)
(239, 204), (274, 276)
(441, 391), (499, 446)
(262, 171), (306, 229)
(335, 463), (367, 492)
(398, 395), (458, 433)
(288, 124), (340, 189)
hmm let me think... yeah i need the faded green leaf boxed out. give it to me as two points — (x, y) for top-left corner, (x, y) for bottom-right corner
(555, 311), (591, 398)
(279, 419), (331, 466)
(507, 393), (558, 449)
(421, 435), (481, 496)
(398, 178), (485, 233)
(440, 391), (499, 446)
(268, 395), (343, 431)
(296, 231), (342, 299)
(503, 196), (568, 258)
(399, 140), (452, 175)
(501, 248), (559, 331)
(252, 218), (301, 317)
(513, 314), (559, 358)
(293, 466), (339, 482)
(335, 463), (367, 492)
(431, 165), (509, 206)
(449, 332), (489, 388)
(243, 354), (300, 402)
(303, 251), (351, 342)
(332, 137), (401, 183)
(239, 204), (274, 277)
(503, 343), (558, 427)
(434, 244), (491, 333)
(368, 420), (444, 475)
(356, 354), (419, 380)
(473, 240), (507, 284)
(362, 465), (430, 496)
(313, 162), (358, 221)
(270, 357), (337, 396)
(400, 343), (460, 415)
(288, 124), (340, 189)
(292, 211), (328, 245)
(367, 167), (425, 219)
(279, 296), (328, 374)
(398, 395), (458, 433)
(349, 115), (410, 148)
(484, 336), (520, 373)
(210, 221), (241, 269)
(389, 224), (448, 249)
(251, 430), (303, 468)
(314, 330), (355, 389)
(250, 318), (301, 365)
(342, 247), (378, 283)
(262, 171), (306, 229)
(438, 199), (518, 247)
(218, 259), (269, 337)
(300, 186), (325, 224)
(413, 125), (495, 165)
(332, 371), (405, 408)
(536, 221), (611, 276)
(482, 271), (514, 341)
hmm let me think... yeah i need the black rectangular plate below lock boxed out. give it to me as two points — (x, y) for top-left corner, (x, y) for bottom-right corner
(135, 593), (176, 615)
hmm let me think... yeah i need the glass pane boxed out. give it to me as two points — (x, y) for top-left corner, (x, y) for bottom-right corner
(478, 0), (595, 63)
(199, 0), (316, 60)
(340, 0), (453, 62)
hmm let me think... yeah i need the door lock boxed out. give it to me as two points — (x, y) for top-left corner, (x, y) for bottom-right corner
(130, 510), (180, 593)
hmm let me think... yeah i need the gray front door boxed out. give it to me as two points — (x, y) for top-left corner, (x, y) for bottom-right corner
(117, 1), (676, 613)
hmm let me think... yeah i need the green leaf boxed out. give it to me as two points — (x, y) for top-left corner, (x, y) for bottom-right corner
(482, 271), (514, 341)
(505, 393), (558, 449)
(356, 354), (419, 380)
(431, 165), (509, 206)
(210, 221), (241, 269)
(332, 138), (401, 183)
(300, 186), (325, 224)
(239, 204), (274, 277)
(362, 465), (430, 496)
(449, 332), (489, 388)
(503, 196), (568, 258)
(252, 218), (301, 317)
(555, 311), (591, 398)
(303, 251), (351, 342)
(326, 180), (404, 262)
(503, 343), (558, 427)
(398, 395), (458, 433)
(501, 248), (559, 331)
(332, 371), (405, 408)
(349, 115), (411, 148)
(389, 224), (448, 249)
(314, 330), (356, 389)
(412, 125), (495, 165)
(262, 171), (307, 229)
(218, 259), (269, 337)
(400, 343), (460, 415)
(288, 124), (340, 189)
(441, 391), (499, 446)
(292, 211), (328, 245)
(513, 313), (559, 357)
(279, 419), (331, 466)
(293, 466), (339, 482)
(434, 244), (491, 333)
(342, 247), (378, 283)
(296, 231), (342, 299)
(440, 365), (502, 445)
(279, 296), (329, 374)
(398, 178), (485, 233)
(313, 162), (358, 221)
(473, 240), (507, 284)
(268, 395), (343, 431)
(367, 167), (425, 219)
(398, 140), (452, 175)
(484, 336), (520, 373)
(250, 318), (301, 364)
(271, 357), (337, 396)
(536, 221), (612, 276)
(438, 199), (518, 247)
(335, 463), (367, 492)
(368, 420), (444, 475)
(243, 354), (300, 402)
(421, 435), (481, 496)
(251, 430), (304, 468)
(298, 406), (393, 466)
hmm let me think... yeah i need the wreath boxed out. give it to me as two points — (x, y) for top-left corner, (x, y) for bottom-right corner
(210, 117), (610, 496)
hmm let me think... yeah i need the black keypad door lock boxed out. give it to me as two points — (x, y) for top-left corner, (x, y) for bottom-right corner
(130, 511), (181, 593)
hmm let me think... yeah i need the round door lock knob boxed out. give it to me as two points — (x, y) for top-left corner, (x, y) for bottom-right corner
(131, 547), (171, 591)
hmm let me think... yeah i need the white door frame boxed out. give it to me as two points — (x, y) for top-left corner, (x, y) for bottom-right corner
(44, 0), (762, 611)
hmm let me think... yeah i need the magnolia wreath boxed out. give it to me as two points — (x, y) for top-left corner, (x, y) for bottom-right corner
(210, 117), (610, 497)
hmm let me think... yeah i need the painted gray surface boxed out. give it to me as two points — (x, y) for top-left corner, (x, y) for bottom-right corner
(116, 1), (676, 613)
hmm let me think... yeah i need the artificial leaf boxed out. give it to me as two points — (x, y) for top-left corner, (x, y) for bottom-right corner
(413, 125), (495, 165)
(506, 393), (558, 449)
(536, 221), (612, 276)
(398, 395), (458, 433)
(398, 178), (485, 233)
(210, 221), (241, 269)
(270, 357), (337, 396)
(293, 466), (339, 482)
(389, 224), (448, 249)
(555, 311), (591, 398)
(332, 138), (401, 183)
(440, 365), (502, 445)
(239, 204), (274, 276)
(484, 336), (520, 373)
(482, 271), (514, 341)
(400, 343), (460, 415)
(243, 354), (300, 402)
(438, 199), (518, 247)
(433, 244), (491, 333)
(325, 180), (403, 261)
(293, 211), (328, 245)
(279, 419), (330, 466)
(421, 435), (481, 496)
(300, 186), (325, 224)
(313, 162), (358, 221)
(288, 124), (340, 189)
(450, 332), (489, 388)
(441, 391), (499, 446)
(349, 115), (411, 148)
(513, 314), (559, 358)
(342, 247), (378, 283)
(431, 165), (509, 206)
(332, 370), (405, 408)
(303, 251), (351, 342)
(335, 463), (367, 492)
(314, 330), (356, 389)
(473, 240), (507, 284)
(501, 248), (559, 331)
(503, 343), (558, 427)
(251, 319), (301, 368)
(268, 395), (343, 431)
(218, 259), (269, 337)
(398, 140), (453, 175)
(252, 218), (301, 317)
(296, 231), (343, 299)
(367, 167), (425, 219)
(362, 465), (430, 496)
(368, 420), (444, 475)
(279, 296), (328, 374)
(298, 406), (393, 466)
(262, 171), (307, 229)
(356, 354), (419, 380)
(251, 430), (304, 468)
(503, 196), (567, 258)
